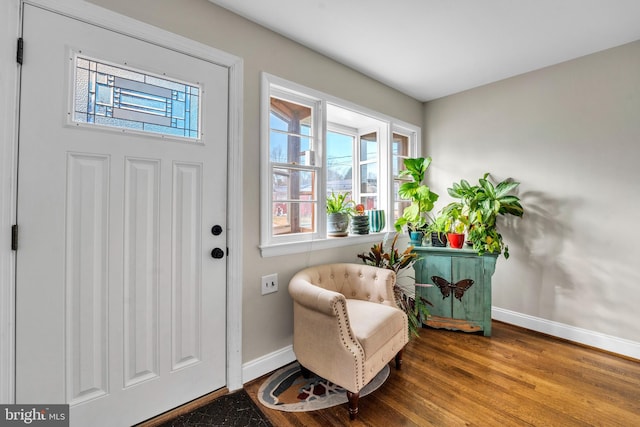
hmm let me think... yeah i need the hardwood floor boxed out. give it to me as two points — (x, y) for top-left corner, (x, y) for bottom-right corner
(245, 321), (640, 426)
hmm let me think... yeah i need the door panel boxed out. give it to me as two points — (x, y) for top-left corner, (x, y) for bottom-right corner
(16, 5), (228, 426)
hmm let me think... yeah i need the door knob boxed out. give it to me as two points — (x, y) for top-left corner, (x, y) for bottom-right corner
(211, 225), (223, 236)
(211, 248), (225, 259)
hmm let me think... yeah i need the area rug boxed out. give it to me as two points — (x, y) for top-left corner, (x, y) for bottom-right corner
(158, 389), (272, 427)
(257, 362), (389, 412)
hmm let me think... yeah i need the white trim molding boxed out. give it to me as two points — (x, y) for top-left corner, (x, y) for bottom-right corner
(0, 0), (20, 405)
(242, 345), (296, 385)
(1, 0), (244, 401)
(493, 307), (640, 360)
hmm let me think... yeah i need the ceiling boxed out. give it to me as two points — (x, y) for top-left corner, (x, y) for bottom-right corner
(208, 0), (640, 102)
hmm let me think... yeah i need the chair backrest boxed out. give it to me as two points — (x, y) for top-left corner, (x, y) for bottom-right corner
(293, 263), (396, 306)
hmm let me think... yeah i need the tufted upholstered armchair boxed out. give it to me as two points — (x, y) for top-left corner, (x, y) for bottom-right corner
(288, 263), (409, 420)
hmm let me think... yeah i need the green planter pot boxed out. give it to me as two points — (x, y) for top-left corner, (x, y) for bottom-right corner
(367, 209), (385, 233)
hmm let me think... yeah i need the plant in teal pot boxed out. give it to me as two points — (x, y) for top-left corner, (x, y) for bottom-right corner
(393, 157), (439, 246)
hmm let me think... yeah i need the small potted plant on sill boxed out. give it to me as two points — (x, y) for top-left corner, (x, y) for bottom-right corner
(326, 191), (355, 237)
(393, 157), (439, 246)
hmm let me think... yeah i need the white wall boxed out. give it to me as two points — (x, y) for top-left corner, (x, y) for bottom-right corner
(424, 40), (640, 355)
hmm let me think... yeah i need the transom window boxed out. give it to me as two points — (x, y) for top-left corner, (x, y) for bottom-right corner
(72, 54), (201, 140)
(260, 74), (419, 256)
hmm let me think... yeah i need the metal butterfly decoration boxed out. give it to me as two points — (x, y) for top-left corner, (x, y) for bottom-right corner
(431, 276), (475, 301)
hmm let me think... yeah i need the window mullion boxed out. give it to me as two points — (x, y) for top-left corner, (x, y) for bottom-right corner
(317, 99), (327, 237)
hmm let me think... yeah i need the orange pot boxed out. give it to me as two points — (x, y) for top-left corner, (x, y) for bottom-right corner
(447, 232), (465, 249)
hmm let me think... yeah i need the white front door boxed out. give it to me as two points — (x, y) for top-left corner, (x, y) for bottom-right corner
(16, 4), (228, 426)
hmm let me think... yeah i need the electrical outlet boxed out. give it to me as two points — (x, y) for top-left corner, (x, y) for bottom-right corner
(261, 273), (278, 295)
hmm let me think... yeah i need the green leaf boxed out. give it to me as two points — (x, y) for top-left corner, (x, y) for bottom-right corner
(495, 181), (520, 198)
(479, 178), (496, 198)
(398, 181), (419, 199)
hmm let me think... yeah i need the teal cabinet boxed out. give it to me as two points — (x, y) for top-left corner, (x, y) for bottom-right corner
(413, 246), (497, 336)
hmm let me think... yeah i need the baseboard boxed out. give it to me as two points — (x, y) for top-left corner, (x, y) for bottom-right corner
(492, 307), (640, 360)
(242, 345), (296, 384)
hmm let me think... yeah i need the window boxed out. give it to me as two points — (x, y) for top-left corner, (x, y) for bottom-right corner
(269, 95), (319, 237)
(261, 74), (419, 256)
(72, 54), (201, 140)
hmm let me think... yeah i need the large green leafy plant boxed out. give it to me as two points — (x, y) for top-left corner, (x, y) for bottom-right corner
(443, 173), (524, 258)
(357, 234), (431, 338)
(394, 157), (439, 232)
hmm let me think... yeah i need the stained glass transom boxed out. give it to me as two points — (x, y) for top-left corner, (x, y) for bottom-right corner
(73, 55), (201, 140)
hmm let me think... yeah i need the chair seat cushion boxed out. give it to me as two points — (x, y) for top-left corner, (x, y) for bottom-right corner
(345, 299), (406, 358)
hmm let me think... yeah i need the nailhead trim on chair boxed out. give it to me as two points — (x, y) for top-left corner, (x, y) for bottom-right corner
(333, 293), (365, 391)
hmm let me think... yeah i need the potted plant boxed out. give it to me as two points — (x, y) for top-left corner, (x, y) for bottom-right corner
(357, 234), (432, 338)
(445, 173), (524, 257)
(440, 203), (467, 249)
(326, 191), (355, 237)
(424, 212), (448, 247)
(393, 157), (439, 246)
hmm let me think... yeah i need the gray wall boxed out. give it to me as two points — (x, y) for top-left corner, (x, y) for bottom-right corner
(424, 40), (640, 344)
(88, 0), (423, 364)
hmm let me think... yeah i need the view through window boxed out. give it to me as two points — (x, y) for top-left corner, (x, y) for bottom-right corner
(261, 74), (419, 254)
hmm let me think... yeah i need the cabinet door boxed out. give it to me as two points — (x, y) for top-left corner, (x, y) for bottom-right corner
(451, 256), (484, 325)
(416, 255), (452, 318)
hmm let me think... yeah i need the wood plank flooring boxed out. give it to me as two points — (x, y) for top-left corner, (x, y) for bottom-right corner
(244, 321), (640, 426)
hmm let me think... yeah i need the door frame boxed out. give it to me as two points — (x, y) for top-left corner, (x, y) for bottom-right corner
(0, 0), (244, 403)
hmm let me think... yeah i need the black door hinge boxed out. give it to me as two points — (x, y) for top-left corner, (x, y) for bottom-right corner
(11, 225), (18, 251)
(17, 38), (23, 65)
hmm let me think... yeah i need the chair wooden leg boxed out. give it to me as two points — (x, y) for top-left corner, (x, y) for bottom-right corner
(346, 391), (359, 420)
(299, 365), (312, 379)
(395, 349), (404, 370)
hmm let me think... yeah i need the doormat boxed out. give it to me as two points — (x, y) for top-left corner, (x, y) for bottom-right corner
(257, 361), (389, 412)
(159, 389), (272, 427)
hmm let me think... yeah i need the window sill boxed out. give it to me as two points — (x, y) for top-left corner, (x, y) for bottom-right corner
(259, 232), (394, 258)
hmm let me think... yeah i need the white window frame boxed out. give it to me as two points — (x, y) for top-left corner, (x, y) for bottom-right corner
(391, 124), (420, 225)
(260, 73), (419, 257)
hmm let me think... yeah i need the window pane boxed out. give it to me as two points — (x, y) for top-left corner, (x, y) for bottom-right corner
(360, 196), (377, 210)
(73, 55), (200, 140)
(269, 131), (312, 164)
(270, 97), (315, 165)
(360, 132), (377, 161)
(272, 168), (316, 235)
(272, 168), (315, 200)
(392, 133), (410, 176)
(270, 98), (312, 133)
(326, 131), (353, 194)
(394, 180), (410, 223)
(360, 163), (378, 193)
(272, 202), (316, 236)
